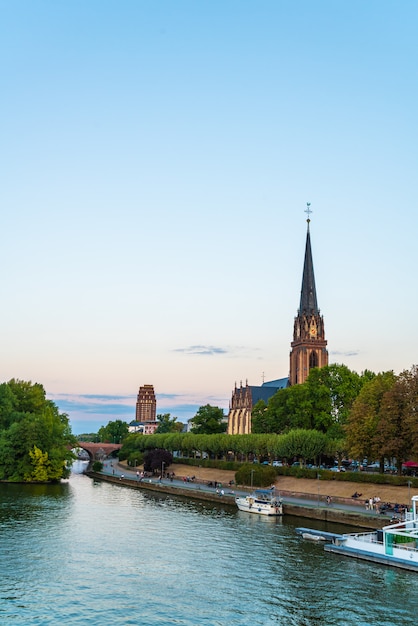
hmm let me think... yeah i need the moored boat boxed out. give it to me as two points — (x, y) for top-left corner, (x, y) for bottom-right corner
(324, 495), (418, 571)
(302, 532), (326, 541)
(236, 489), (283, 516)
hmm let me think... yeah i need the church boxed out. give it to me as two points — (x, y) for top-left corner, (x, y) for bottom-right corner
(227, 207), (328, 434)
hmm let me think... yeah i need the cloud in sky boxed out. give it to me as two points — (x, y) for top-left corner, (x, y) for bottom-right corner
(50, 391), (229, 435)
(173, 345), (261, 358)
(174, 345), (228, 356)
(330, 350), (360, 358)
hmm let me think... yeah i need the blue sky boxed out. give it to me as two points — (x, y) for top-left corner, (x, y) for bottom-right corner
(1, 1), (417, 434)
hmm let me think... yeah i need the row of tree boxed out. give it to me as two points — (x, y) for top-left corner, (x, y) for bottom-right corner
(119, 429), (333, 466)
(116, 364), (418, 473)
(0, 379), (76, 482)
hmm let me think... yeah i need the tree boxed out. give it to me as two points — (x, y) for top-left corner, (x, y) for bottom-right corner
(277, 428), (328, 465)
(252, 364), (365, 436)
(305, 364), (365, 436)
(252, 386), (313, 434)
(0, 379), (76, 482)
(191, 405), (226, 435)
(97, 419), (129, 443)
(345, 371), (396, 463)
(26, 445), (49, 482)
(251, 400), (270, 433)
(235, 463), (276, 488)
(155, 413), (183, 433)
(376, 366), (418, 472)
(143, 448), (173, 473)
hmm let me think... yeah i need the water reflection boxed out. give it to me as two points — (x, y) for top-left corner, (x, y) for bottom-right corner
(0, 468), (417, 625)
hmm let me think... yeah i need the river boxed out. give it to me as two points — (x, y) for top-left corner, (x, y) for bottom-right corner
(0, 460), (417, 625)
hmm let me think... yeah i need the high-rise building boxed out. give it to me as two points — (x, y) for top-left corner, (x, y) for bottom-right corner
(129, 384), (158, 435)
(135, 384), (157, 422)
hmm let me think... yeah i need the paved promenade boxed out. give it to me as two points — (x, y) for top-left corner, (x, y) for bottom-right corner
(94, 459), (404, 529)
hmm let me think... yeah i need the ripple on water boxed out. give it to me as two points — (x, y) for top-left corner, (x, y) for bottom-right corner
(1, 472), (418, 624)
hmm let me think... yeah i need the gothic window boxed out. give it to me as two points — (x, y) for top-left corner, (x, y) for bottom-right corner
(309, 351), (318, 369)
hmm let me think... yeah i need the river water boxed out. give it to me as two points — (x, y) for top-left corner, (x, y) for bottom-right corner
(1, 461), (417, 625)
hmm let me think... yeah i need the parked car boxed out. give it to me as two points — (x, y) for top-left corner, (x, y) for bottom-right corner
(329, 466), (345, 472)
(272, 461), (283, 467)
(366, 462), (380, 471)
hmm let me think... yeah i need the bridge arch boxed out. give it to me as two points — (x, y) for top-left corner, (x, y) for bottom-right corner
(75, 442), (122, 463)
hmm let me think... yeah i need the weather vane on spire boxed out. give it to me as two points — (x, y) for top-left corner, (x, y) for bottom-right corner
(305, 202), (312, 222)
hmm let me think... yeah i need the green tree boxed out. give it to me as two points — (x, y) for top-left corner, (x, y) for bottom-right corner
(252, 364), (364, 436)
(0, 379), (76, 482)
(376, 366), (418, 472)
(235, 463), (276, 488)
(346, 371), (396, 463)
(191, 405), (226, 434)
(97, 419), (129, 443)
(252, 386), (313, 434)
(155, 413), (183, 433)
(26, 445), (49, 482)
(0, 383), (15, 430)
(305, 364), (365, 436)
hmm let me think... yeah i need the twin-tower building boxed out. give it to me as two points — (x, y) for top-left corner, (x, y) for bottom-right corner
(227, 209), (328, 435)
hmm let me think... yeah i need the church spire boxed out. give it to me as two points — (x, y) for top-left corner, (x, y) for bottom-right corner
(299, 203), (318, 316)
(289, 203), (328, 386)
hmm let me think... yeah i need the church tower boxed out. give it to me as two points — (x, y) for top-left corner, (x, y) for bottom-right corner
(289, 205), (328, 385)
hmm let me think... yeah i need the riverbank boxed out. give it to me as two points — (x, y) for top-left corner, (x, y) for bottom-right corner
(120, 461), (413, 504)
(89, 465), (407, 530)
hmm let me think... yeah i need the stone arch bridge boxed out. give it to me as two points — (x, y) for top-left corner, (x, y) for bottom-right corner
(76, 442), (122, 462)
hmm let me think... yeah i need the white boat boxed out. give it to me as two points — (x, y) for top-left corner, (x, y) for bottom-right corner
(324, 494), (418, 571)
(302, 532), (326, 541)
(236, 489), (283, 516)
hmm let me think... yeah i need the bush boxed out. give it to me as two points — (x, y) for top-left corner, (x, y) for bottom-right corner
(126, 453), (144, 467)
(235, 463), (276, 488)
(92, 461), (103, 472)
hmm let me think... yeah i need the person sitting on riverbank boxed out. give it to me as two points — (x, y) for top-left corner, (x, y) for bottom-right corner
(351, 491), (362, 498)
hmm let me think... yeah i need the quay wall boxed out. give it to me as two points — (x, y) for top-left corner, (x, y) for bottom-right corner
(87, 471), (386, 530)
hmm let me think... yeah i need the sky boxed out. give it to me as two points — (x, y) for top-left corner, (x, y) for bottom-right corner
(1, 1), (418, 434)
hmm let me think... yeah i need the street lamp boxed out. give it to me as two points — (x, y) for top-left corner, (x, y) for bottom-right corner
(134, 459), (137, 468)
(317, 472), (320, 507)
(250, 469), (254, 489)
(161, 461), (165, 480)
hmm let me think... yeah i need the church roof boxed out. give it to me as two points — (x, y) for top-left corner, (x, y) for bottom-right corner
(262, 377), (289, 389)
(249, 386), (278, 404)
(299, 222), (319, 316)
(249, 377), (289, 404)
